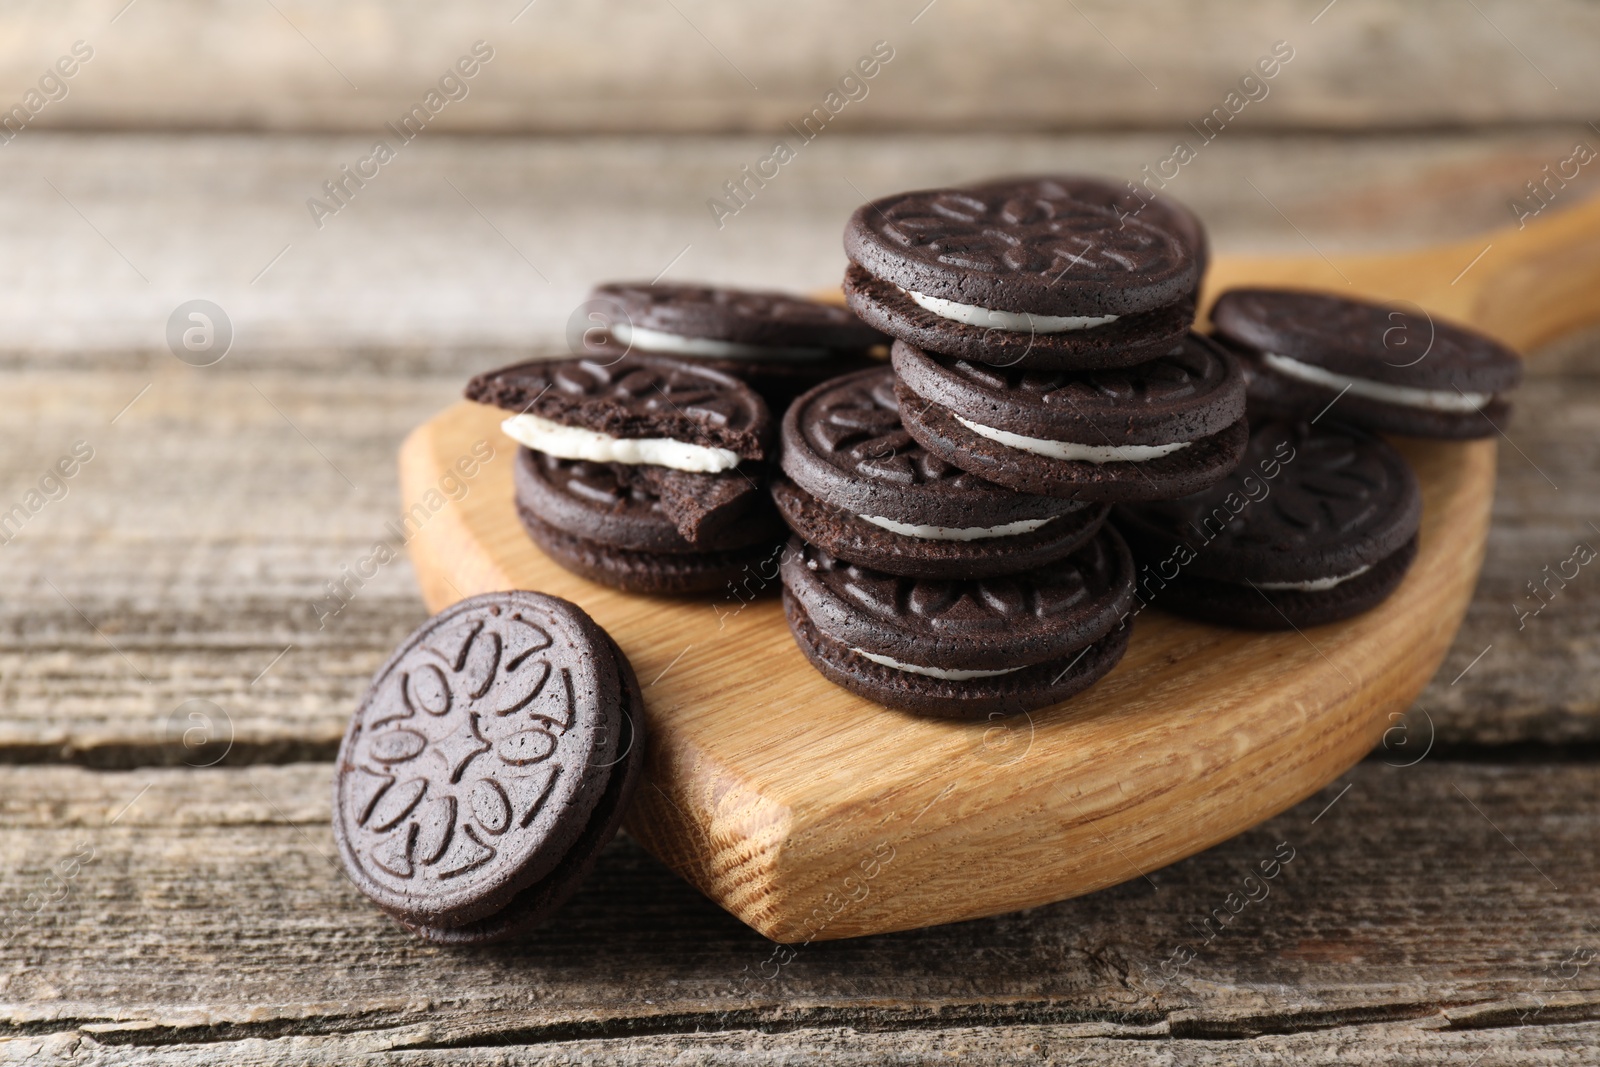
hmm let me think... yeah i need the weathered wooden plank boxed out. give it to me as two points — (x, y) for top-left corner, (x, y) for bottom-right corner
(0, 368), (450, 763)
(5, 1019), (1600, 1066)
(0, 761), (1596, 1055)
(0, 131), (1594, 357)
(4, 1), (1599, 134)
(1417, 335), (1600, 747)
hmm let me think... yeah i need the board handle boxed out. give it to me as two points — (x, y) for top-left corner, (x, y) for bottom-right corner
(1462, 193), (1600, 353)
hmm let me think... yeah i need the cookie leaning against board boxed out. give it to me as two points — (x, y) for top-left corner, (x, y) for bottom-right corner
(332, 591), (644, 943)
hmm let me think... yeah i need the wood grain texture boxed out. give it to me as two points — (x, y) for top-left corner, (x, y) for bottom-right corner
(0, 131), (1596, 358)
(4, 2), (1599, 133)
(1, 761), (1596, 1060)
(1418, 329), (1600, 746)
(1202, 192), (1600, 357)
(7, 1020), (1600, 1065)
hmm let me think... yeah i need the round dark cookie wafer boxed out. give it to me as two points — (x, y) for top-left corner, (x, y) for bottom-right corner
(1113, 418), (1422, 629)
(774, 367), (1106, 578)
(894, 335), (1245, 444)
(844, 262), (1193, 370)
(893, 336), (1248, 501)
(781, 368), (1089, 528)
(844, 185), (1197, 316)
(333, 592), (635, 937)
(465, 353), (772, 462)
(784, 591), (1133, 720)
(771, 479), (1108, 580)
(779, 528), (1136, 717)
(1211, 287), (1521, 439)
(400, 632), (646, 944)
(517, 503), (783, 595)
(897, 393), (1247, 503)
(782, 529), (1135, 672)
(514, 447), (781, 553)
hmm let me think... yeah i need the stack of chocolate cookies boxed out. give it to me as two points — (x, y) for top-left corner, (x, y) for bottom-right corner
(1105, 286), (1519, 632)
(1113, 418), (1424, 630)
(465, 353), (785, 594)
(776, 176), (1249, 719)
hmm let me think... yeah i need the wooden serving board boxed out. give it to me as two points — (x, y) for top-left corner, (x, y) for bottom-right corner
(399, 195), (1600, 943)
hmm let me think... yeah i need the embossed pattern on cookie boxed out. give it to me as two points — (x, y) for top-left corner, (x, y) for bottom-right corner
(962, 174), (1209, 288)
(789, 368), (1083, 520)
(784, 529), (1135, 671)
(845, 186), (1196, 316)
(1114, 419), (1422, 585)
(773, 368), (1109, 579)
(465, 352), (772, 459)
(333, 592), (622, 929)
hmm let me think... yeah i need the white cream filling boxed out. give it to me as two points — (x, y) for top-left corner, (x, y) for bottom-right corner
(953, 414), (1191, 464)
(500, 413), (741, 474)
(902, 287), (1118, 333)
(610, 322), (831, 361)
(850, 647), (1028, 680)
(857, 513), (1056, 542)
(1253, 564), (1373, 592)
(1262, 352), (1492, 413)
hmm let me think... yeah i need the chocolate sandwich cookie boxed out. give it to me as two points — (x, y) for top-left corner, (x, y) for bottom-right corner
(1113, 419), (1422, 630)
(893, 334), (1248, 502)
(1211, 288), (1522, 439)
(467, 353), (783, 592)
(583, 282), (888, 411)
(513, 449), (783, 594)
(773, 367), (1108, 578)
(842, 184), (1196, 369)
(333, 591), (645, 943)
(781, 528), (1136, 718)
(516, 448), (777, 550)
(964, 174), (1209, 301)
(466, 352), (772, 466)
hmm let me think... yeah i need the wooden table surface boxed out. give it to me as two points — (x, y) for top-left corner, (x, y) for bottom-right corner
(4, 120), (1600, 1064)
